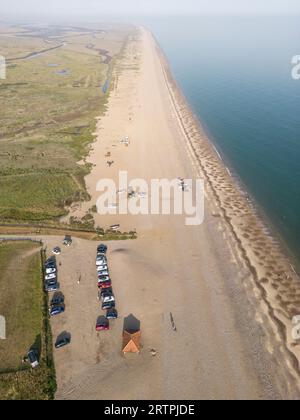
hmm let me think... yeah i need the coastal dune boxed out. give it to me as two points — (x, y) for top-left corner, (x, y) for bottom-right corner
(60, 27), (300, 400)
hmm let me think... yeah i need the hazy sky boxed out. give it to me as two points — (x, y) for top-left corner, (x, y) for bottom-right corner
(1, 0), (299, 18)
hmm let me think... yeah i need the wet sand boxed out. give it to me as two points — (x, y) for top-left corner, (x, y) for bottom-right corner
(56, 27), (300, 399)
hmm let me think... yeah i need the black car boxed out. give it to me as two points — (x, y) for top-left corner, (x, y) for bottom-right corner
(45, 261), (56, 267)
(45, 257), (56, 268)
(99, 287), (114, 299)
(51, 292), (64, 306)
(63, 235), (72, 246)
(97, 244), (108, 254)
(100, 288), (113, 297)
(50, 304), (65, 317)
(45, 281), (59, 292)
(27, 350), (39, 368)
(106, 308), (118, 320)
(55, 336), (71, 349)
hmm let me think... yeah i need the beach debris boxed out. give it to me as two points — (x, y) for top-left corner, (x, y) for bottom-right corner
(128, 190), (137, 199)
(120, 136), (130, 145)
(107, 160), (114, 167)
(150, 348), (157, 357)
(178, 179), (189, 192)
(170, 312), (177, 332)
(105, 152), (111, 158)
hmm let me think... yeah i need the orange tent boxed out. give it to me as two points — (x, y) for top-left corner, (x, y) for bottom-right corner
(122, 330), (141, 354)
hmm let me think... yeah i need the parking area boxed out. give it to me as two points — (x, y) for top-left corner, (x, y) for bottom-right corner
(41, 236), (164, 399)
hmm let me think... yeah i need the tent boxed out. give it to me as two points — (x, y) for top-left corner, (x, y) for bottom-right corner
(122, 330), (141, 354)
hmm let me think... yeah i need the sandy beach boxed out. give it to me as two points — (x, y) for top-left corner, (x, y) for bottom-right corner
(53, 27), (300, 400)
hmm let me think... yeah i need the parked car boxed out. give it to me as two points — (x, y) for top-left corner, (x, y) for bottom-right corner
(100, 287), (113, 297)
(96, 252), (107, 257)
(50, 304), (65, 316)
(106, 308), (118, 320)
(55, 336), (71, 349)
(102, 294), (115, 304)
(97, 265), (108, 272)
(96, 251), (106, 257)
(45, 258), (56, 268)
(98, 280), (112, 289)
(98, 274), (110, 281)
(96, 319), (109, 331)
(102, 300), (115, 310)
(97, 270), (109, 277)
(45, 281), (59, 292)
(51, 293), (64, 306)
(45, 273), (57, 281)
(45, 267), (56, 274)
(96, 259), (107, 266)
(97, 244), (108, 254)
(27, 350), (39, 368)
(63, 235), (72, 246)
(52, 247), (61, 255)
(45, 278), (58, 286)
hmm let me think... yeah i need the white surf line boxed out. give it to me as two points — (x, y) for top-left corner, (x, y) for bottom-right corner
(290, 264), (297, 274)
(226, 167), (232, 177)
(212, 145), (222, 161)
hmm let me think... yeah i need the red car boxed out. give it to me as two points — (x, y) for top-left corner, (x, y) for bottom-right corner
(98, 280), (112, 289)
(96, 319), (110, 331)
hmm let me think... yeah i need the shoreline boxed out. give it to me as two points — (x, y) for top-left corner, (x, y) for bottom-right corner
(154, 33), (300, 381)
(62, 26), (300, 399)
(154, 33), (300, 273)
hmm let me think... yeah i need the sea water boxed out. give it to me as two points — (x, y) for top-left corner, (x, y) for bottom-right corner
(144, 16), (300, 260)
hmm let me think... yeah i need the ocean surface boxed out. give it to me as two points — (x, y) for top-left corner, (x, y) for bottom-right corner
(141, 16), (300, 261)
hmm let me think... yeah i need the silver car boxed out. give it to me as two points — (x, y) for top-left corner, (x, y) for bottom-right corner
(45, 273), (57, 281)
(46, 267), (56, 274)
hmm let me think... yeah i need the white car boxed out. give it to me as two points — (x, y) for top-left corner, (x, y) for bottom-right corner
(45, 273), (56, 281)
(45, 267), (56, 274)
(102, 295), (115, 303)
(52, 247), (61, 255)
(96, 259), (107, 266)
(97, 264), (108, 271)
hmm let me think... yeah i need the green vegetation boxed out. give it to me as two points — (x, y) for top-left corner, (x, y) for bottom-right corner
(0, 241), (56, 400)
(0, 24), (130, 225)
(0, 173), (88, 221)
